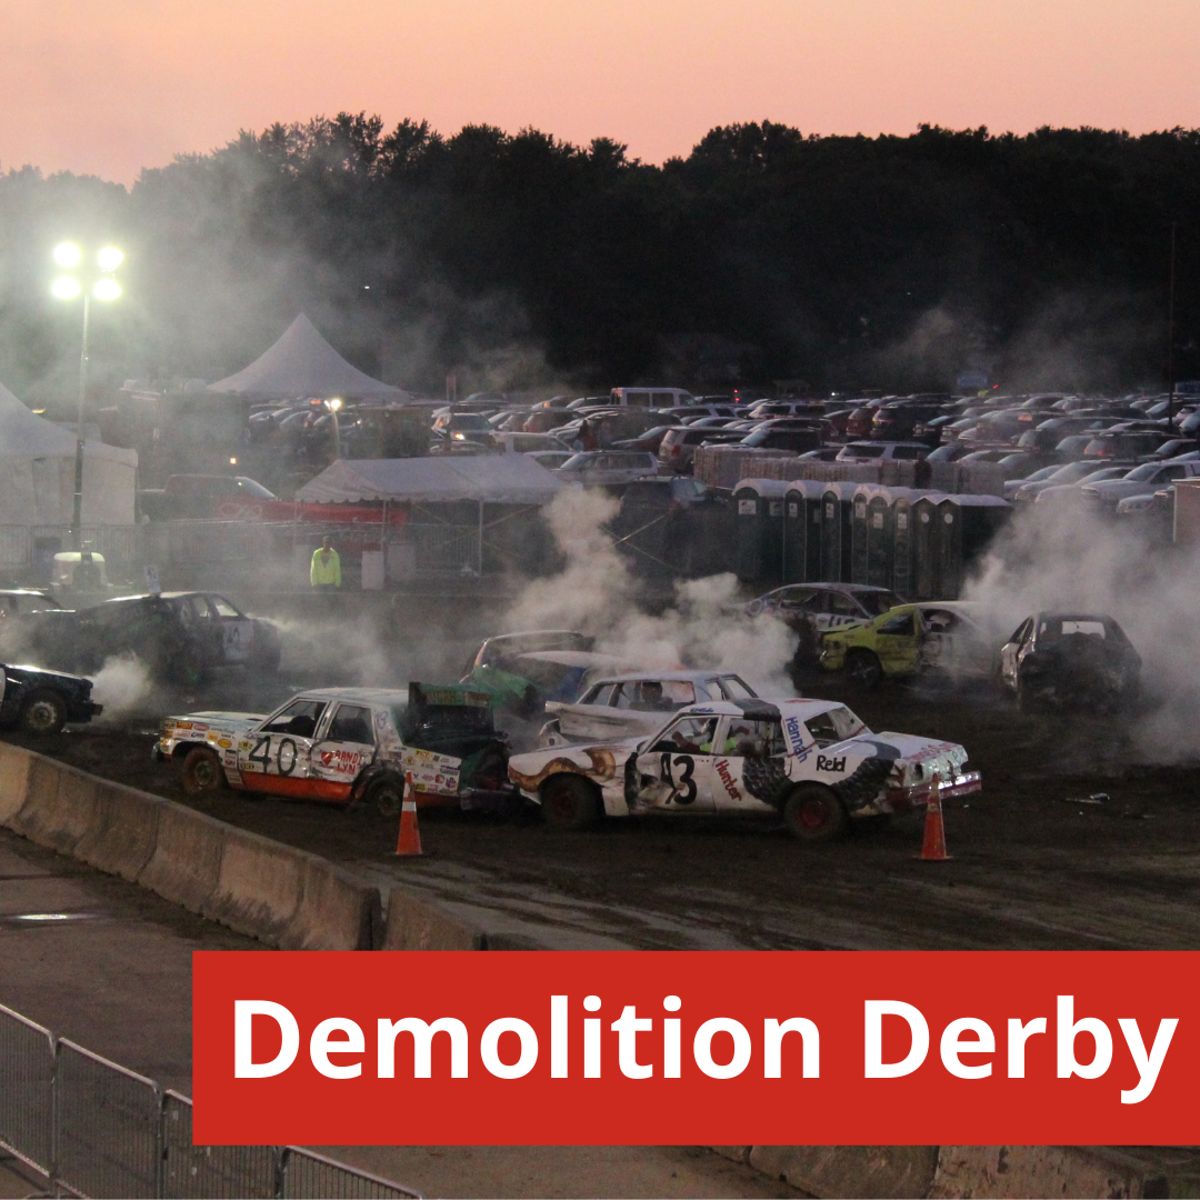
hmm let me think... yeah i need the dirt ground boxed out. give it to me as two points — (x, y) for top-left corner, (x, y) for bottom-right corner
(10, 660), (1200, 954)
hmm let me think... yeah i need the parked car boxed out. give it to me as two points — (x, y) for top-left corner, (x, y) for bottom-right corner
(9, 591), (281, 683)
(835, 441), (929, 464)
(507, 698), (981, 840)
(1, 662), (102, 734)
(658, 428), (746, 473)
(1079, 459), (1200, 512)
(818, 602), (999, 688)
(155, 683), (509, 811)
(555, 451), (662, 486)
(539, 670), (759, 747)
(998, 613), (1141, 713)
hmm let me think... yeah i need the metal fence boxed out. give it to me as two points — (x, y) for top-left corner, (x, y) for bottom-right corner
(0, 1003), (421, 1199)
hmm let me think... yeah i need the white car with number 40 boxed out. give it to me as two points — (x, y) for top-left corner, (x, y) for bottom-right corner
(507, 698), (980, 841)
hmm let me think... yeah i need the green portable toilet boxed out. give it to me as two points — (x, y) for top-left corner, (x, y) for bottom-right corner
(849, 485), (874, 585)
(935, 495), (1012, 598)
(733, 479), (789, 584)
(866, 488), (895, 589)
(821, 482), (856, 583)
(784, 480), (824, 582)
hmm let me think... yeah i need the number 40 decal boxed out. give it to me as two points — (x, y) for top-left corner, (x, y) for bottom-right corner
(248, 735), (298, 776)
(659, 753), (697, 805)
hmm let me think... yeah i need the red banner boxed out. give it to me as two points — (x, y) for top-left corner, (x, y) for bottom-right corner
(193, 950), (1198, 1146)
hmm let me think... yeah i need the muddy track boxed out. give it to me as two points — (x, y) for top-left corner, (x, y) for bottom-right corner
(7, 672), (1200, 951)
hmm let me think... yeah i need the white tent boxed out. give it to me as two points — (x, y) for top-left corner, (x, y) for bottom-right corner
(296, 454), (564, 506)
(207, 313), (411, 400)
(0, 380), (137, 525)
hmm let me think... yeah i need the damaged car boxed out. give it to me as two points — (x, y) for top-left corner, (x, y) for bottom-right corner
(538, 670), (759, 747)
(155, 683), (509, 813)
(508, 698), (981, 841)
(9, 591), (281, 684)
(1, 662), (102, 735)
(998, 613), (1141, 713)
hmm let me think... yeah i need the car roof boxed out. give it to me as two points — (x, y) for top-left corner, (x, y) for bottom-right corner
(764, 583), (893, 596)
(283, 688), (411, 705)
(585, 670), (745, 686)
(673, 698), (847, 722)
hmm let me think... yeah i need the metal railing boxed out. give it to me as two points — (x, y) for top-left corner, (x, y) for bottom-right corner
(0, 1003), (421, 1199)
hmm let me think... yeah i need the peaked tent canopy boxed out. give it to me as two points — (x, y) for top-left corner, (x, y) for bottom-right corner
(207, 313), (411, 400)
(0, 379), (137, 524)
(295, 454), (564, 507)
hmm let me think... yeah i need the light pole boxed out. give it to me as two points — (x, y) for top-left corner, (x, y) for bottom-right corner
(51, 241), (123, 550)
(326, 396), (343, 459)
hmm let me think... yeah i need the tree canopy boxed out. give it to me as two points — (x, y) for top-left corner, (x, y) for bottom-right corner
(2, 116), (1197, 406)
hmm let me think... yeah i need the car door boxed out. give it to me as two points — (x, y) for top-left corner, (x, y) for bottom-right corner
(236, 697), (326, 798)
(630, 714), (721, 812)
(308, 702), (378, 801)
(872, 611), (919, 675)
(205, 594), (255, 664)
(999, 619), (1033, 688)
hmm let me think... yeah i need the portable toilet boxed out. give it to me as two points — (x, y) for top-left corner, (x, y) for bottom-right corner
(935, 495), (1012, 598)
(783, 480), (824, 582)
(849, 485), (873, 585)
(865, 487), (896, 590)
(732, 479), (789, 584)
(820, 482), (856, 583)
(912, 494), (944, 599)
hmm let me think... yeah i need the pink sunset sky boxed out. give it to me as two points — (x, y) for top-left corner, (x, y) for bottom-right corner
(3, 0), (1197, 186)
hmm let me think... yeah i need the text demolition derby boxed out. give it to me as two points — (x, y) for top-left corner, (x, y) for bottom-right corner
(236, 995), (1177, 1103)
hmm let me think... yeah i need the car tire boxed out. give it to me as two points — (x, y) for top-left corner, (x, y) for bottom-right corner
(845, 649), (883, 689)
(540, 775), (601, 831)
(782, 784), (849, 842)
(367, 776), (406, 817)
(181, 746), (224, 797)
(19, 689), (67, 736)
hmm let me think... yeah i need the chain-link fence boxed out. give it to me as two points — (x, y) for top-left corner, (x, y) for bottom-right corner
(0, 1003), (421, 1199)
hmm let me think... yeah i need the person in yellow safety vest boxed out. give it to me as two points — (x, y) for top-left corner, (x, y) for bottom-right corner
(310, 536), (342, 590)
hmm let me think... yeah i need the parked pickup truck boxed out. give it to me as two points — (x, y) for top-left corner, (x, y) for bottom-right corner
(137, 474), (277, 521)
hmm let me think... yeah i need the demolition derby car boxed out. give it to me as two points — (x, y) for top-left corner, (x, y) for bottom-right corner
(155, 683), (509, 813)
(9, 591), (281, 684)
(0, 662), (102, 735)
(507, 698), (981, 840)
(539, 670), (759, 747)
(998, 612), (1141, 712)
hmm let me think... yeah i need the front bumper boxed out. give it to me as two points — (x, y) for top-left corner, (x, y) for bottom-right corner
(887, 768), (982, 810)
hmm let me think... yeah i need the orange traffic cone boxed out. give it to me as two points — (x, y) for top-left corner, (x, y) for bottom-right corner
(394, 773), (423, 857)
(916, 771), (952, 861)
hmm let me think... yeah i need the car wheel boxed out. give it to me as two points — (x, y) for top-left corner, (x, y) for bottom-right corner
(181, 746), (224, 797)
(782, 784), (849, 842)
(845, 649), (883, 689)
(367, 776), (406, 817)
(540, 775), (601, 830)
(19, 689), (67, 735)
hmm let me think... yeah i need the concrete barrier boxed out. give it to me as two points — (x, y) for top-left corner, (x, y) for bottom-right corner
(137, 801), (227, 913)
(748, 1145), (938, 1198)
(9, 757), (100, 856)
(201, 824), (307, 945)
(283, 856), (381, 951)
(75, 779), (163, 882)
(0, 742), (33, 822)
(382, 886), (487, 950)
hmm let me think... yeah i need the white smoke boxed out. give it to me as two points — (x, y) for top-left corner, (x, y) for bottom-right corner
(962, 498), (1200, 763)
(90, 654), (156, 722)
(505, 488), (798, 698)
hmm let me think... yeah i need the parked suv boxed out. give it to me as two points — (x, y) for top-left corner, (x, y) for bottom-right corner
(658, 428), (746, 473)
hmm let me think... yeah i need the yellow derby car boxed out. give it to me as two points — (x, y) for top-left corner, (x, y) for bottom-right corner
(818, 601), (1000, 689)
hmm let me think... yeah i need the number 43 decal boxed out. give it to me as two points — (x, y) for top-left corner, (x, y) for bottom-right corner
(659, 753), (697, 805)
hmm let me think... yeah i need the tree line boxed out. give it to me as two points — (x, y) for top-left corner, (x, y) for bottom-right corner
(2, 117), (1198, 410)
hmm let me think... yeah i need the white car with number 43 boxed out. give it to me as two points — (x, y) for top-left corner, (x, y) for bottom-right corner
(507, 698), (980, 841)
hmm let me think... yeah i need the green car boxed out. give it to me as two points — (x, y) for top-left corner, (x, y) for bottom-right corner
(818, 601), (999, 688)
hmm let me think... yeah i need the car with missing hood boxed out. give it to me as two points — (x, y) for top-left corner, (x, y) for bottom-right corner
(998, 613), (1141, 712)
(9, 591), (281, 684)
(508, 698), (980, 841)
(1, 662), (102, 734)
(538, 670), (760, 747)
(464, 650), (636, 716)
(154, 683), (509, 813)
(818, 601), (999, 688)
